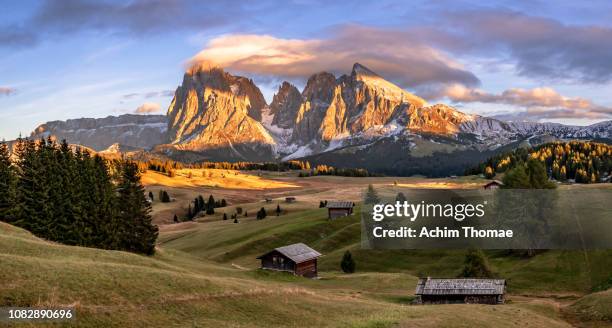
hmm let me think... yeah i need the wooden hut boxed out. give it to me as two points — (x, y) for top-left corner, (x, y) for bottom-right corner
(257, 243), (321, 278)
(483, 180), (504, 190)
(285, 197), (296, 203)
(326, 201), (354, 219)
(415, 278), (506, 304)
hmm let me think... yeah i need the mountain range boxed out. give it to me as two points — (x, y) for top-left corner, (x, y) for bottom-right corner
(30, 63), (612, 176)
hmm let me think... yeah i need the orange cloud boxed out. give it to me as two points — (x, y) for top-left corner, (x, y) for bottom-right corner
(188, 27), (479, 88)
(135, 102), (161, 114)
(429, 84), (612, 120)
(0, 87), (16, 96)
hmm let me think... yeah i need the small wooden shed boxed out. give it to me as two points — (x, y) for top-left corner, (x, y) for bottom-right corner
(285, 197), (296, 203)
(483, 180), (504, 190)
(326, 201), (354, 219)
(415, 278), (506, 304)
(257, 243), (321, 278)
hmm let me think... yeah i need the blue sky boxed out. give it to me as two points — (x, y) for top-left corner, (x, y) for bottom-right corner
(1, 0), (612, 140)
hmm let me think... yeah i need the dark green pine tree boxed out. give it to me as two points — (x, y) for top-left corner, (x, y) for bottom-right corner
(460, 248), (493, 278)
(40, 137), (65, 242)
(13, 138), (48, 236)
(197, 195), (205, 211)
(276, 204), (281, 216)
(502, 164), (530, 188)
(340, 250), (356, 273)
(115, 160), (158, 255)
(526, 159), (556, 189)
(89, 155), (117, 248)
(256, 207), (267, 220)
(56, 140), (82, 245)
(193, 197), (200, 216)
(206, 195), (215, 214)
(364, 184), (380, 204)
(223, 213), (228, 220)
(0, 141), (16, 221)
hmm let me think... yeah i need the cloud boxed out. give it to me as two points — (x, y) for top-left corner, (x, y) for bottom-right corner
(189, 25), (480, 89)
(122, 90), (174, 99)
(428, 84), (612, 120)
(134, 102), (161, 114)
(0, 0), (245, 48)
(439, 10), (612, 83)
(0, 87), (17, 96)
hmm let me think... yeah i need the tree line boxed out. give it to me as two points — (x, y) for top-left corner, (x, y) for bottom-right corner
(298, 164), (381, 177)
(0, 138), (158, 255)
(467, 141), (612, 183)
(135, 159), (313, 175)
(185, 194), (227, 220)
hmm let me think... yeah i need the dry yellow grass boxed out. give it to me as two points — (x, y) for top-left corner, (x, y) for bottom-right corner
(142, 169), (300, 190)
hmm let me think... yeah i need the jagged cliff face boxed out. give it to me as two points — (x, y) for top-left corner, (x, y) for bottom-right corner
(270, 82), (302, 129)
(289, 63), (430, 145)
(30, 114), (167, 151)
(165, 65), (274, 160)
(26, 62), (612, 173)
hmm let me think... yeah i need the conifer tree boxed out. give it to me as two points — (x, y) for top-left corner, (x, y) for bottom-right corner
(115, 160), (158, 255)
(206, 195), (215, 214)
(276, 204), (281, 216)
(223, 213), (228, 220)
(364, 184), (380, 204)
(0, 141), (16, 221)
(395, 192), (407, 203)
(340, 250), (356, 273)
(460, 249), (493, 278)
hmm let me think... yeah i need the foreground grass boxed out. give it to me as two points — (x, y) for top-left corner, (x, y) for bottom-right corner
(0, 221), (585, 327)
(160, 206), (611, 295)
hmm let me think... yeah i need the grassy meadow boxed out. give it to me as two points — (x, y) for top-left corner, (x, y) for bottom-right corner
(1, 169), (610, 327)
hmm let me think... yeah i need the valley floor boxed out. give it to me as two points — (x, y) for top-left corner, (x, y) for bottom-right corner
(1, 170), (610, 327)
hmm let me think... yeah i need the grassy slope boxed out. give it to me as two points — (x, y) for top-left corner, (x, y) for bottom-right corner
(160, 207), (611, 295)
(566, 289), (612, 323)
(0, 220), (580, 328)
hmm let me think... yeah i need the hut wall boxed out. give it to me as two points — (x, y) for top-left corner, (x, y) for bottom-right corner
(260, 252), (296, 272)
(328, 208), (352, 219)
(295, 259), (317, 277)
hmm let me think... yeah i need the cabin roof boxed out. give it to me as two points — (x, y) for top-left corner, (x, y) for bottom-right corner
(415, 278), (506, 295)
(257, 243), (321, 264)
(326, 201), (354, 209)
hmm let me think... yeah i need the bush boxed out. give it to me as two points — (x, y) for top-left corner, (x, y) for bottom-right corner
(460, 248), (493, 278)
(341, 250), (356, 273)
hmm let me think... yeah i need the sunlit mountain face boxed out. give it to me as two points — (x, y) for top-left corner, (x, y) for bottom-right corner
(26, 61), (612, 176)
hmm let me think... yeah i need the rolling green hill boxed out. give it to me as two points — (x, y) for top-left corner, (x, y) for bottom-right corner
(2, 204), (611, 327)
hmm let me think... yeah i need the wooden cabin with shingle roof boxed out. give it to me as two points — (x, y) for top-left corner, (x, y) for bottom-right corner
(415, 278), (506, 304)
(257, 243), (321, 278)
(326, 201), (355, 219)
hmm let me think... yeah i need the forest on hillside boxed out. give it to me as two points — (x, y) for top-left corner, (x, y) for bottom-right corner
(467, 141), (612, 183)
(0, 138), (158, 255)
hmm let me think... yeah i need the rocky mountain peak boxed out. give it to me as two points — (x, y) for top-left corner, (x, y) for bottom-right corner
(302, 72), (337, 103)
(270, 81), (302, 129)
(351, 62), (378, 78)
(164, 64), (274, 159)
